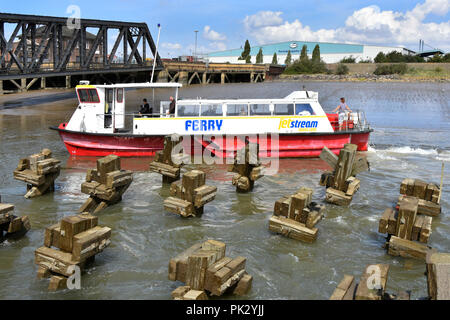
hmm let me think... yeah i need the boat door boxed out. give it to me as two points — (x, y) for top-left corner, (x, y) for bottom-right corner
(105, 88), (113, 128)
(114, 88), (125, 130)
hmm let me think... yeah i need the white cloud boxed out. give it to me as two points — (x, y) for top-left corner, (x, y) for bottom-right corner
(243, 0), (450, 50)
(161, 42), (182, 50)
(243, 11), (284, 29)
(203, 26), (227, 41)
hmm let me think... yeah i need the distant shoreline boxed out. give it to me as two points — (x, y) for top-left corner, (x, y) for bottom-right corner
(275, 74), (450, 83)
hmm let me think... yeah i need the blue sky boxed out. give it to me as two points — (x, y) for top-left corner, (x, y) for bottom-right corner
(1, 0), (449, 57)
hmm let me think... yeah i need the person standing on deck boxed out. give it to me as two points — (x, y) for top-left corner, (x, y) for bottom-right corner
(333, 97), (352, 113)
(169, 96), (176, 116)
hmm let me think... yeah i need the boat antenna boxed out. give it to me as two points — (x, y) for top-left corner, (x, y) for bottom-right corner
(150, 24), (161, 84)
(303, 85), (310, 98)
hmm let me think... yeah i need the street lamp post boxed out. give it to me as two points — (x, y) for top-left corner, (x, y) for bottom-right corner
(194, 30), (199, 61)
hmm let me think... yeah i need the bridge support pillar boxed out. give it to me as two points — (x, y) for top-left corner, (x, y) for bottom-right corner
(41, 77), (46, 90)
(157, 70), (169, 83)
(21, 78), (27, 92)
(202, 73), (207, 84)
(221, 72), (226, 84)
(66, 76), (71, 89)
(250, 72), (255, 83)
(0, 80), (3, 95)
(178, 72), (188, 85)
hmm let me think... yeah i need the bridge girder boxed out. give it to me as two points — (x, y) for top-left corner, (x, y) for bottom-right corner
(0, 12), (162, 79)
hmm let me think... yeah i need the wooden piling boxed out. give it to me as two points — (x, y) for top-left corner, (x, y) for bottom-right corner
(13, 149), (61, 199)
(229, 142), (264, 193)
(164, 170), (217, 218)
(35, 213), (111, 291)
(79, 155), (133, 214)
(149, 135), (189, 184)
(319, 145), (369, 206)
(168, 240), (252, 299)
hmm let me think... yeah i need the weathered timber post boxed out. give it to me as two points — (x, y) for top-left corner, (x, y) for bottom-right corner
(319, 144), (369, 206)
(79, 155), (133, 214)
(13, 148), (61, 199)
(229, 142), (264, 193)
(65, 76), (71, 89)
(35, 213), (111, 291)
(426, 252), (450, 300)
(221, 72), (226, 84)
(0, 80), (3, 95)
(41, 77), (46, 90)
(0, 201), (31, 240)
(149, 135), (189, 184)
(330, 264), (411, 300)
(164, 170), (217, 218)
(169, 240), (253, 299)
(269, 187), (324, 243)
(378, 178), (442, 261)
(202, 73), (207, 84)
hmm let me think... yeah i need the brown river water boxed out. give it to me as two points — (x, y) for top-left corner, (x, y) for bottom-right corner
(0, 81), (449, 300)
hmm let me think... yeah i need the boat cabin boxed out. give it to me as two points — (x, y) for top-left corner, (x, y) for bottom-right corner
(66, 82), (368, 136)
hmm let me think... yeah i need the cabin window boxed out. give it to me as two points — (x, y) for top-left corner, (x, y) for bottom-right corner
(201, 104), (223, 117)
(178, 104), (200, 117)
(227, 104), (249, 116)
(117, 89), (123, 103)
(78, 89), (100, 103)
(250, 104), (271, 116)
(295, 104), (315, 116)
(274, 104), (295, 115)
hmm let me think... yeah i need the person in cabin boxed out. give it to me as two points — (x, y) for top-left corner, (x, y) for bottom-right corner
(139, 99), (152, 118)
(169, 96), (176, 116)
(333, 97), (352, 114)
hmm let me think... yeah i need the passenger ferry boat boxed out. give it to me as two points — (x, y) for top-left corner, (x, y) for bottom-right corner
(51, 82), (372, 158)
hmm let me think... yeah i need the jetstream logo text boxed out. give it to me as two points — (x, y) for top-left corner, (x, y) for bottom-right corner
(278, 119), (318, 130)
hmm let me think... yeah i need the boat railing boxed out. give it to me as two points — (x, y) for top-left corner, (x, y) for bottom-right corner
(334, 110), (370, 132)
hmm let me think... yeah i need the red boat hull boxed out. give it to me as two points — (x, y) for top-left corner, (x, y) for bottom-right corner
(52, 124), (371, 158)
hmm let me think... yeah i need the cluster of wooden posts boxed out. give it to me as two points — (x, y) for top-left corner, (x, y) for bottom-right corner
(13, 148), (61, 199)
(320, 145), (369, 206)
(2, 138), (448, 299)
(0, 196), (30, 240)
(378, 179), (442, 261)
(228, 142), (264, 192)
(269, 188), (324, 243)
(165, 170), (218, 217)
(80, 155), (133, 214)
(331, 251), (450, 300)
(149, 135), (189, 183)
(35, 213), (112, 291)
(169, 240), (252, 300)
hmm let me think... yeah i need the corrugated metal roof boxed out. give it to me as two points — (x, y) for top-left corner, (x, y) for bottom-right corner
(207, 41), (365, 57)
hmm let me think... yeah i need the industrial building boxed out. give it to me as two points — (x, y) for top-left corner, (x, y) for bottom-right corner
(206, 41), (415, 64)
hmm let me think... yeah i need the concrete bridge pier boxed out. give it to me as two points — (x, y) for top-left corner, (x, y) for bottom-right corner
(21, 78), (27, 92)
(202, 73), (207, 84)
(0, 80), (3, 95)
(66, 76), (71, 89)
(178, 72), (189, 86)
(157, 70), (169, 83)
(221, 73), (226, 84)
(41, 77), (46, 90)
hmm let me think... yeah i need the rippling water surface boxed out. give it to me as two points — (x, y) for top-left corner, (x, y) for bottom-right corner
(0, 82), (449, 300)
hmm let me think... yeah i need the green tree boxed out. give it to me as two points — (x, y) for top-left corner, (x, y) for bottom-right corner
(245, 54), (252, 64)
(374, 52), (387, 63)
(285, 50), (292, 65)
(239, 40), (251, 61)
(256, 48), (263, 64)
(272, 53), (278, 64)
(312, 45), (321, 64)
(300, 45), (309, 62)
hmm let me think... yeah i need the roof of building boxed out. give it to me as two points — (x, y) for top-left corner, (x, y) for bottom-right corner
(207, 40), (406, 57)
